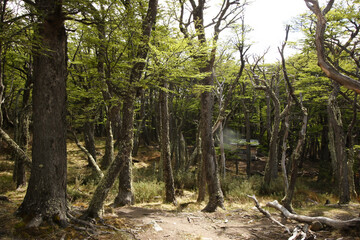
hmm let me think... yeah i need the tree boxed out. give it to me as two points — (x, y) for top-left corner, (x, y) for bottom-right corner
(16, 0), (68, 227)
(179, 0), (246, 212)
(304, 0), (360, 203)
(84, 0), (158, 217)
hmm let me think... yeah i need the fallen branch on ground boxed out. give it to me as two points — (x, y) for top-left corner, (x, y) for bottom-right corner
(267, 200), (360, 230)
(248, 195), (316, 240)
(247, 195), (291, 234)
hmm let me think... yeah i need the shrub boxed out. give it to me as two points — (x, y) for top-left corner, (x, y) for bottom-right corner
(174, 170), (197, 190)
(133, 180), (164, 203)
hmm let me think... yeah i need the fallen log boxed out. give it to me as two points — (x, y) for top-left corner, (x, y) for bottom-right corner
(267, 200), (360, 230)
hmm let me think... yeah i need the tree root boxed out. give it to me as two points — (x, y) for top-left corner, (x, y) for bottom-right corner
(67, 211), (136, 239)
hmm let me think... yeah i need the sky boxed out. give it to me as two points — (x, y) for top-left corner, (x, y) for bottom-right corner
(244, 0), (310, 62)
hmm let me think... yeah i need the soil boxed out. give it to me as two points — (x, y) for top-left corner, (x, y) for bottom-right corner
(106, 203), (360, 240)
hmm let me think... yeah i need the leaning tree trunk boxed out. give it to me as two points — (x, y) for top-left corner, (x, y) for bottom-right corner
(327, 82), (350, 204)
(17, 0), (68, 226)
(86, 95), (135, 217)
(159, 82), (177, 205)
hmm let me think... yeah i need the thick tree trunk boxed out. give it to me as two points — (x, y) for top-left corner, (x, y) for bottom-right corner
(159, 82), (177, 205)
(113, 97), (135, 207)
(17, 0), (68, 226)
(327, 83), (350, 204)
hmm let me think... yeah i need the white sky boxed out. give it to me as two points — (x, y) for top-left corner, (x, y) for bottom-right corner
(244, 0), (310, 62)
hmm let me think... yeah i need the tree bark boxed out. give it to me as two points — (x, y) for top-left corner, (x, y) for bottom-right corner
(101, 118), (114, 170)
(17, 0), (68, 226)
(13, 77), (32, 188)
(113, 96), (135, 207)
(83, 121), (97, 164)
(159, 82), (177, 205)
(327, 82), (350, 204)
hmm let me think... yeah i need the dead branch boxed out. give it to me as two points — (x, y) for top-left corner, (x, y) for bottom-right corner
(247, 195), (291, 234)
(267, 200), (360, 230)
(0, 128), (31, 168)
(304, 0), (360, 94)
(69, 130), (104, 179)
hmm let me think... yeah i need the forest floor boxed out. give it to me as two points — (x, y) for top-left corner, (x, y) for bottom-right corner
(1, 140), (360, 239)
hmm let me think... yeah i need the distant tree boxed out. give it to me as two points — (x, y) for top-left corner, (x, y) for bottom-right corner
(17, 0), (68, 226)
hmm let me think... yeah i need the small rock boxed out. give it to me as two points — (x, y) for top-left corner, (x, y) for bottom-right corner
(310, 221), (323, 231)
(150, 220), (163, 232)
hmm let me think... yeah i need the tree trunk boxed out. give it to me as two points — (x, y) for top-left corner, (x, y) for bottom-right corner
(13, 76), (31, 188)
(327, 82), (350, 204)
(17, 0), (68, 226)
(159, 82), (177, 205)
(101, 118), (114, 170)
(281, 107), (308, 212)
(264, 98), (280, 186)
(245, 109), (251, 178)
(345, 94), (358, 199)
(83, 121), (97, 164)
(200, 73), (224, 212)
(0, 0), (5, 128)
(197, 142), (206, 203)
(219, 123), (226, 178)
(86, 95), (135, 216)
(113, 96), (135, 207)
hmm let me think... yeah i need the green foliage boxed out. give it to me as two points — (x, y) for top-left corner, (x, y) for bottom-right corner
(0, 173), (16, 194)
(133, 180), (165, 203)
(222, 175), (263, 202)
(174, 170), (197, 190)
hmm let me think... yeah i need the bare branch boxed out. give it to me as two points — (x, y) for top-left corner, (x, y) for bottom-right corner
(304, 0), (360, 93)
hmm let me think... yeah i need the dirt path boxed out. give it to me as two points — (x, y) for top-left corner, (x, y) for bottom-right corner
(113, 206), (289, 240)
